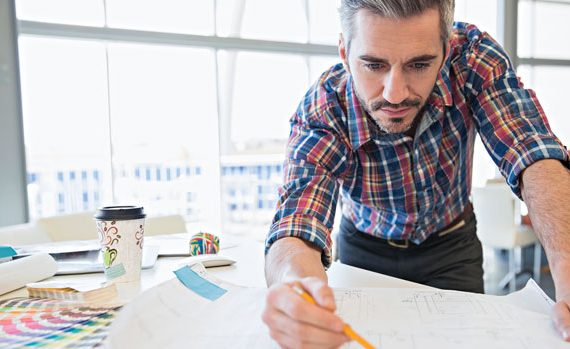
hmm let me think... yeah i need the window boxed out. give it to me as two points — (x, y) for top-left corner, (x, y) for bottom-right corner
(216, 0), (307, 42)
(107, 41), (220, 225)
(16, 0), (339, 238)
(16, 1), (568, 240)
(517, 65), (570, 146)
(309, 55), (342, 83)
(309, 0), (343, 45)
(106, 0), (215, 35)
(218, 50), (308, 153)
(18, 36), (111, 219)
(453, 0), (502, 187)
(516, 0), (570, 163)
(454, 0), (498, 39)
(16, 0), (105, 26)
(519, 0), (570, 59)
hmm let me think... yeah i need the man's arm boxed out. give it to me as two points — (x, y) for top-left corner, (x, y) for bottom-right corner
(521, 159), (570, 340)
(262, 106), (351, 347)
(265, 237), (327, 286)
(461, 26), (570, 340)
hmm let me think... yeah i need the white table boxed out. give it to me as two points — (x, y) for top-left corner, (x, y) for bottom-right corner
(0, 236), (427, 303)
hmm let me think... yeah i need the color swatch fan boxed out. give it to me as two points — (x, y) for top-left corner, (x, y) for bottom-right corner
(0, 297), (119, 348)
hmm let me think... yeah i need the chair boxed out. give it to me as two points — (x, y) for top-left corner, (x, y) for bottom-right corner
(0, 222), (52, 246)
(36, 211), (187, 241)
(472, 181), (542, 293)
(36, 211), (98, 241)
(145, 214), (187, 236)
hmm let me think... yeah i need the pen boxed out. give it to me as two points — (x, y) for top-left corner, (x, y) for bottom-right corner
(291, 284), (376, 349)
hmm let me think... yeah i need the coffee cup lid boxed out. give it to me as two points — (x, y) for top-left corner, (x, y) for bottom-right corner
(94, 206), (146, 221)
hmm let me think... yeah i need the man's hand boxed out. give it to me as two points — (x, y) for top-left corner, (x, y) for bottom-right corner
(549, 268), (570, 341)
(552, 298), (570, 341)
(262, 277), (349, 348)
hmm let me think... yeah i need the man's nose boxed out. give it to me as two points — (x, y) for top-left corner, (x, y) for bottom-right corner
(382, 69), (409, 105)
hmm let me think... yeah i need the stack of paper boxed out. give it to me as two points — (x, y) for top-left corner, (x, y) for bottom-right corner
(26, 281), (118, 304)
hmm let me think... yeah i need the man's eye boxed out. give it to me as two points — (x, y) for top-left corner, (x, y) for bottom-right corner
(410, 62), (430, 71)
(364, 63), (382, 71)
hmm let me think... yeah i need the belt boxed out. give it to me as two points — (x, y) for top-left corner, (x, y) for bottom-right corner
(386, 203), (473, 249)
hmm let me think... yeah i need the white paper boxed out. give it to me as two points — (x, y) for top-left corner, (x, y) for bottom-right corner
(335, 285), (562, 349)
(105, 268), (567, 349)
(0, 253), (57, 295)
(502, 278), (554, 315)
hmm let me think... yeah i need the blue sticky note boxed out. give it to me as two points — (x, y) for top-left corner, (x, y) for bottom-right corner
(0, 246), (17, 259)
(105, 263), (126, 280)
(174, 266), (227, 301)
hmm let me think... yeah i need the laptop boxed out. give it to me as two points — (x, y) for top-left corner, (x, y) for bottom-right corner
(14, 242), (159, 275)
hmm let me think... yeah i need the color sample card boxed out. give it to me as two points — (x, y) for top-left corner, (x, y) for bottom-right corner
(0, 297), (119, 348)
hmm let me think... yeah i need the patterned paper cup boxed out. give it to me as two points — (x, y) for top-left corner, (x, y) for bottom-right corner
(94, 206), (146, 283)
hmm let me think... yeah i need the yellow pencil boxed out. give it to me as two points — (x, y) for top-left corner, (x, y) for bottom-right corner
(291, 285), (376, 349)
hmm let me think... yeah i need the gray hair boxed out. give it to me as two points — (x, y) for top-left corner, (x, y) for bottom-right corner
(339, 0), (455, 51)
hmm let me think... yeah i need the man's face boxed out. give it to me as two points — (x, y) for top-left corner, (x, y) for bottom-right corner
(339, 8), (445, 134)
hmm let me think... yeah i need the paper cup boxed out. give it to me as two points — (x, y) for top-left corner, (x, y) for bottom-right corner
(95, 206), (146, 283)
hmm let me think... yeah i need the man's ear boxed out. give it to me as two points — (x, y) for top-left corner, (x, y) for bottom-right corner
(338, 33), (350, 72)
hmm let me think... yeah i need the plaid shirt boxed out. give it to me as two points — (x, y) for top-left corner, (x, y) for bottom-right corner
(266, 23), (570, 267)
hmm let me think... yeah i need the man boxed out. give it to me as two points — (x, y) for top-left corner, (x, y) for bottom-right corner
(262, 0), (570, 347)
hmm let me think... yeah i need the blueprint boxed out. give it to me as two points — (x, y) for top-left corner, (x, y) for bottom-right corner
(105, 264), (566, 349)
(337, 285), (560, 349)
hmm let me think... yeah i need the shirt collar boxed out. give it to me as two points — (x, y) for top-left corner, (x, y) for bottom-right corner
(344, 54), (453, 150)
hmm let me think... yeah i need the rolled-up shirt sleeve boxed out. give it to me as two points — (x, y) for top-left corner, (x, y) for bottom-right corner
(265, 110), (350, 268)
(467, 34), (570, 197)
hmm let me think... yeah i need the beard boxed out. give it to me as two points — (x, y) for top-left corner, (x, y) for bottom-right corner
(373, 115), (411, 134)
(355, 91), (424, 134)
